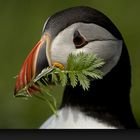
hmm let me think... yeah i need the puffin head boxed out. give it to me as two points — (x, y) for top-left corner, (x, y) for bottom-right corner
(14, 6), (123, 94)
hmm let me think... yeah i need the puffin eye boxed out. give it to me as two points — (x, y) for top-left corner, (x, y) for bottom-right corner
(73, 30), (87, 49)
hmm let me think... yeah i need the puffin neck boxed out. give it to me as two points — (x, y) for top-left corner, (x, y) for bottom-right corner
(60, 44), (138, 128)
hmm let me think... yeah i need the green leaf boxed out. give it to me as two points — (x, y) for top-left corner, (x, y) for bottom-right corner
(82, 70), (103, 79)
(68, 72), (77, 88)
(65, 52), (105, 90)
(51, 72), (58, 84)
(59, 71), (67, 86)
(66, 53), (76, 70)
(77, 72), (90, 90)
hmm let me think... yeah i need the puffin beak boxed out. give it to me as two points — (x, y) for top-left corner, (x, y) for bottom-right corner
(14, 33), (51, 96)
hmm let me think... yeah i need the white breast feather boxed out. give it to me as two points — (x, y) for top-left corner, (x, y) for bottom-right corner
(40, 107), (117, 129)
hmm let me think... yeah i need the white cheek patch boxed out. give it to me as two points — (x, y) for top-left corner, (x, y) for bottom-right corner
(50, 22), (122, 74)
(50, 25), (76, 65)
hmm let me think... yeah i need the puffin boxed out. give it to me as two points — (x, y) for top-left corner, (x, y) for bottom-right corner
(14, 6), (138, 129)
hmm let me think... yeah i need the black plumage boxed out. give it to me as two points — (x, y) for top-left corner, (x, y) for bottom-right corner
(42, 6), (138, 128)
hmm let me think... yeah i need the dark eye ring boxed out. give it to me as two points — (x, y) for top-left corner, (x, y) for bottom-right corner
(73, 31), (88, 49)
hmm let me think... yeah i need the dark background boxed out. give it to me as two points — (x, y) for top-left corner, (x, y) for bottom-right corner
(0, 0), (140, 128)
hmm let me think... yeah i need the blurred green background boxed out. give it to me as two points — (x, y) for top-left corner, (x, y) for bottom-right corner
(0, 0), (140, 128)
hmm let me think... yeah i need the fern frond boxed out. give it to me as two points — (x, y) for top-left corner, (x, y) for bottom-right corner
(59, 70), (67, 86)
(77, 72), (90, 90)
(15, 52), (105, 114)
(68, 71), (77, 88)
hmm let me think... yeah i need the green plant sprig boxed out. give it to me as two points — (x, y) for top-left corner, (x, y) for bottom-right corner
(15, 52), (105, 114)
